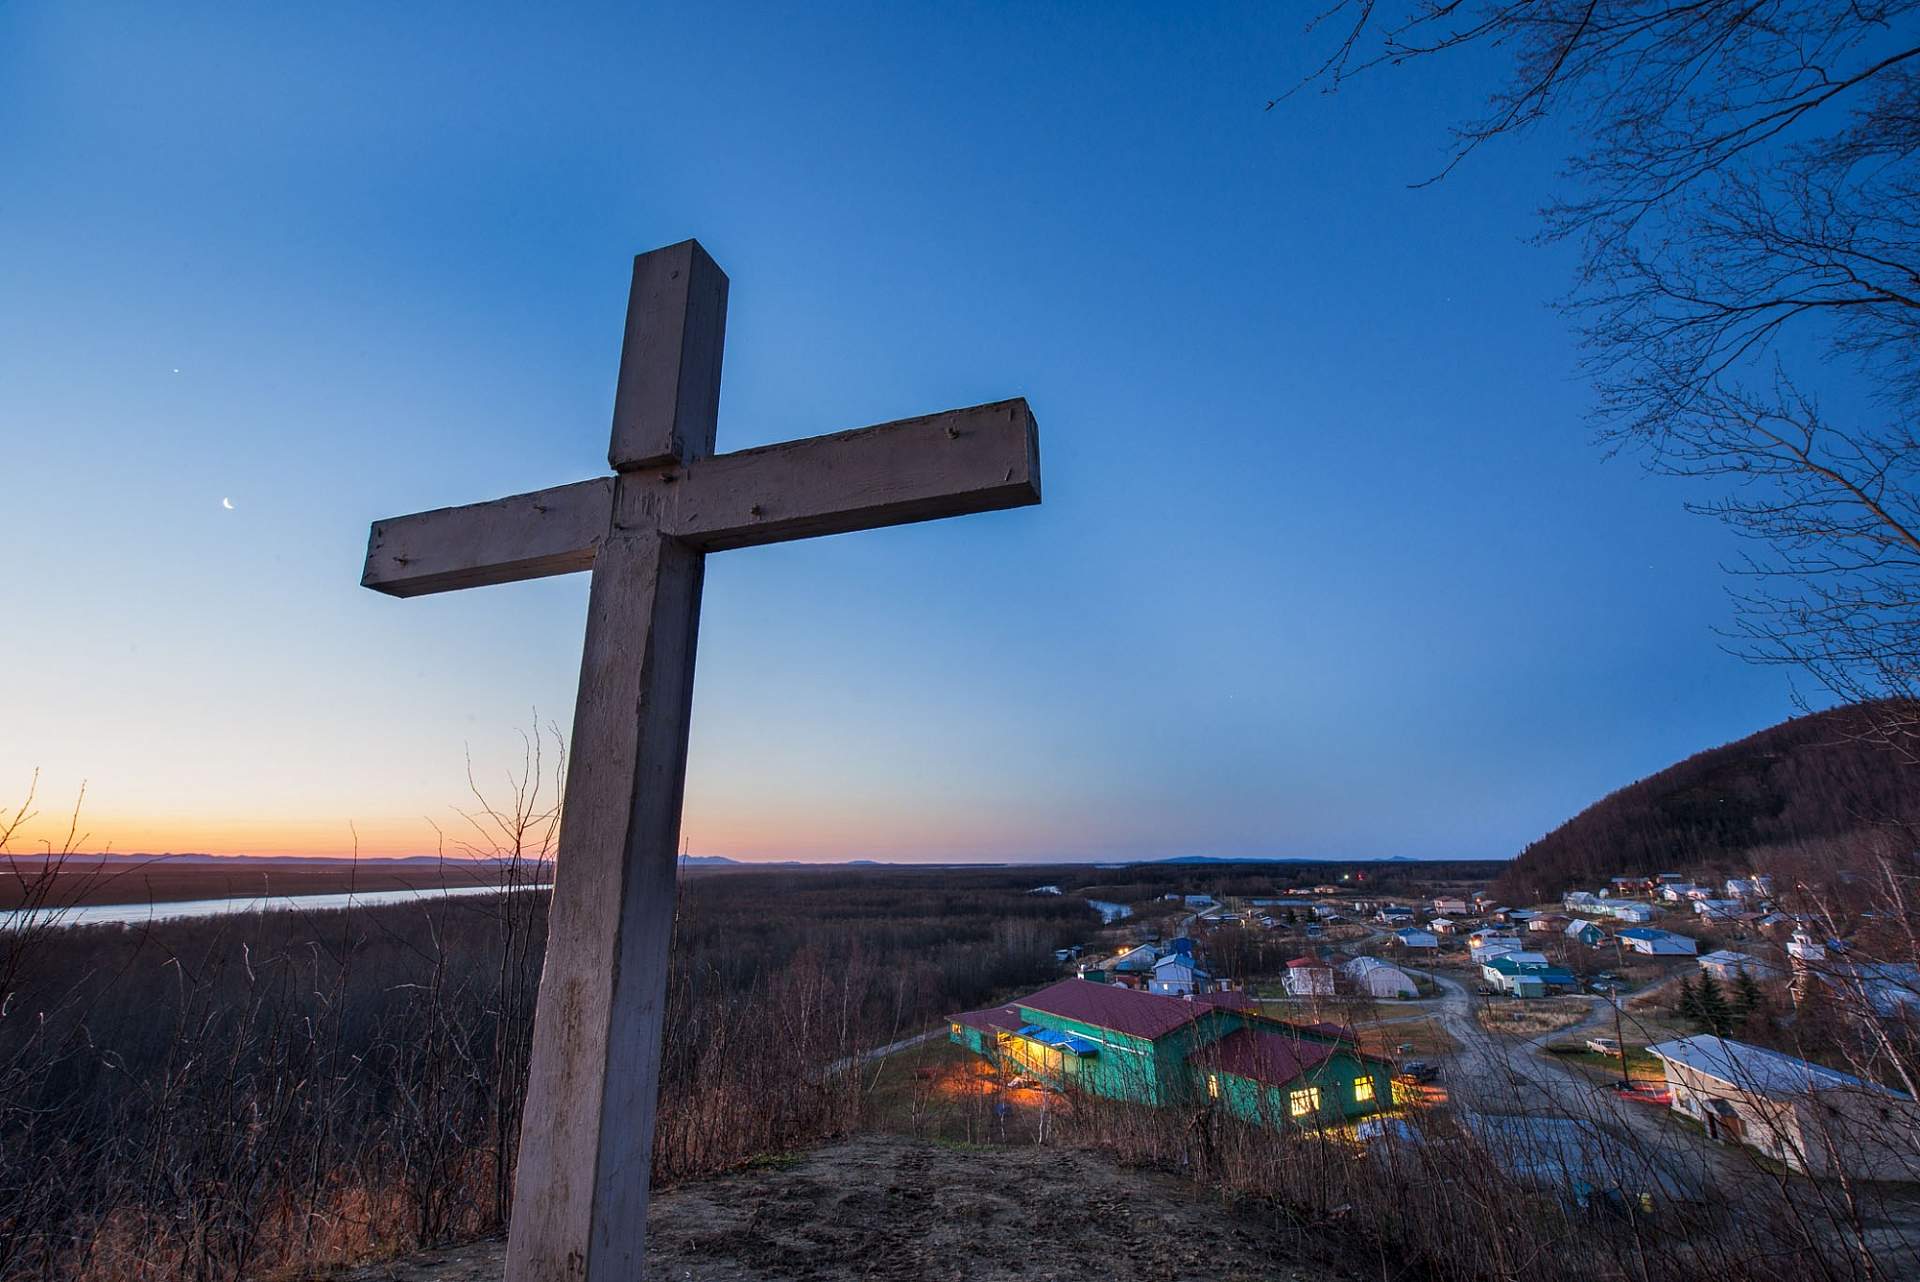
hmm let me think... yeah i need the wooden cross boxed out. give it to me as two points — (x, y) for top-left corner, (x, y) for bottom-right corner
(360, 239), (1041, 1281)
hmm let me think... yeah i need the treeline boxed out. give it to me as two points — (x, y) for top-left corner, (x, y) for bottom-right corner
(672, 868), (1098, 1035)
(904, 857), (1505, 907)
(0, 865), (1085, 1281)
(1497, 703), (1920, 900)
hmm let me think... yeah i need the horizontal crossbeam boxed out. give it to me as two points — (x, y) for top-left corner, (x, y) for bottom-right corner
(661, 399), (1040, 552)
(362, 478), (614, 598)
(361, 399), (1039, 597)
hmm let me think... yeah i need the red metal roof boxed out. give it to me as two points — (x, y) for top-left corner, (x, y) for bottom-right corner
(1012, 978), (1223, 1040)
(948, 1002), (1025, 1036)
(1292, 1020), (1355, 1041)
(951, 980), (1369, 1049)
(1191, 1028), (1337, 1088)
(1193, 990), (1254, 1013)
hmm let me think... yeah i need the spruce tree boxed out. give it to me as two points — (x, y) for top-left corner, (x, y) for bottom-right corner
(1733, 970), (1766, 1022)
(1676, 975), (1702, 1023)
(1698, 973), (1734, 1036)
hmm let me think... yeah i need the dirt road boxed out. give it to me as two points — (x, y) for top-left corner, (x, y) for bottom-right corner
(1419, 969), (1745, 1191)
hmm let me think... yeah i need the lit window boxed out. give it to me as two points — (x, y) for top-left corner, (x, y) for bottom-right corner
(1289, 1087), (1320, 1117)
(1354, 1075), (1375, 1103)
(951, 1023), (963, 1037)
(1208, 1074), (1220, 1099)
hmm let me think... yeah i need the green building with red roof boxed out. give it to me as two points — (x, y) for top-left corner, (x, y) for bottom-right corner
(948, 978), (1390, 1127)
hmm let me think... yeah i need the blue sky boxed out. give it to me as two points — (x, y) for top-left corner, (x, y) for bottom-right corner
(0, 3), (1802, 861)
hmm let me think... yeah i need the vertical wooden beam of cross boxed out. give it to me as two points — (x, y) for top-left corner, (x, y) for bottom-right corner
(360, 239), (1041, 1280)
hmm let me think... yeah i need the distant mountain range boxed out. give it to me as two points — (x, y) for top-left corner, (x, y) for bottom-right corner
(1498, 702), (1920, 899)
(1153, 855), (1311, 865)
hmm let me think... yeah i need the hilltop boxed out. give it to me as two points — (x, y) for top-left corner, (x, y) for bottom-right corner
(329, 1134), (1328, 1282)
(1497, 702), (1920, 899)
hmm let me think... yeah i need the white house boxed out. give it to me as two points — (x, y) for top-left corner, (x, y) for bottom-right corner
(1788, 932), (1920, 1016)
(1147, 954), (1211, 997)
(1282, 957), (1336, 997)
(1467, 928), (1522, 962)
(1618, 928), (1699, 956)
(1692, 898), (1743, 921)
(1482, 952), (1576, 996)
(1646, 1035), (1920, 1179)
(1564, 891), (1605, 913)
(1603, 902), (1656, 924)
(1392, 927), (1439, 950)
(1787, 930), (1827, 964)
(1341, 956), (1419, 998)
(1698, 950), (1782, 983)
(1431, 897), (1469, 917)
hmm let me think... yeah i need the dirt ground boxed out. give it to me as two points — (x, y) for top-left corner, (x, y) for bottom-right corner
(319, 1134), (1341, 1282)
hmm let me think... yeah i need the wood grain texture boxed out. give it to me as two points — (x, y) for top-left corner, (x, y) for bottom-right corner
(506, 529), (705, 1282)
(608, 240), (728, 472)
(659, 398), (1041, 552)
(359, 240), (1045, 1282)
(360, 478), (613, 597)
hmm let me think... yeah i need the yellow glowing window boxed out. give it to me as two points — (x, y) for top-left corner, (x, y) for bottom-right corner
(1354, 1076), (1375, 1103)
(1208, 1074), (1220, 1099)
(1289, 1087), (1320, 1117)
(952, 1023), (964, 1037)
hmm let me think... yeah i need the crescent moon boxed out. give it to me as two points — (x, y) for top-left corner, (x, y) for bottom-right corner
(222, 498), (234, 510)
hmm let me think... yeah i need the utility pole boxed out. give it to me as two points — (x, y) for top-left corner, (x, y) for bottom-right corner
(1611, 988), (1628, 1089)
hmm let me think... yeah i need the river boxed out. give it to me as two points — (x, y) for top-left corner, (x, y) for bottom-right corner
(0, 882), (541, 931)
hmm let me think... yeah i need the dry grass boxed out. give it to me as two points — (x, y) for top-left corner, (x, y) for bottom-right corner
(1354, 1015), (1458, 1059)
(1476, 996), (1593, 1036)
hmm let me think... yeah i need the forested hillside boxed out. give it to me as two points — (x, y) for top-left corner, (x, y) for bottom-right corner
(1496, 703), (1920, 900)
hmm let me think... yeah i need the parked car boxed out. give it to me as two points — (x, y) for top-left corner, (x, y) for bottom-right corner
(1586, 1037), (1623, 1057)
(1395, 1060), (1441, 1085)
(1608, 1081), (1671, 1105)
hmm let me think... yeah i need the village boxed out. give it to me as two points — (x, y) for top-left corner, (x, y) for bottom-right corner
(920, 867), (1920, 1206)
(12, 2), (1920, 1278)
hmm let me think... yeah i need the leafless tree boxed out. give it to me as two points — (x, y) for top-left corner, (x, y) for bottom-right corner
(1296, 2), (1920, 740)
